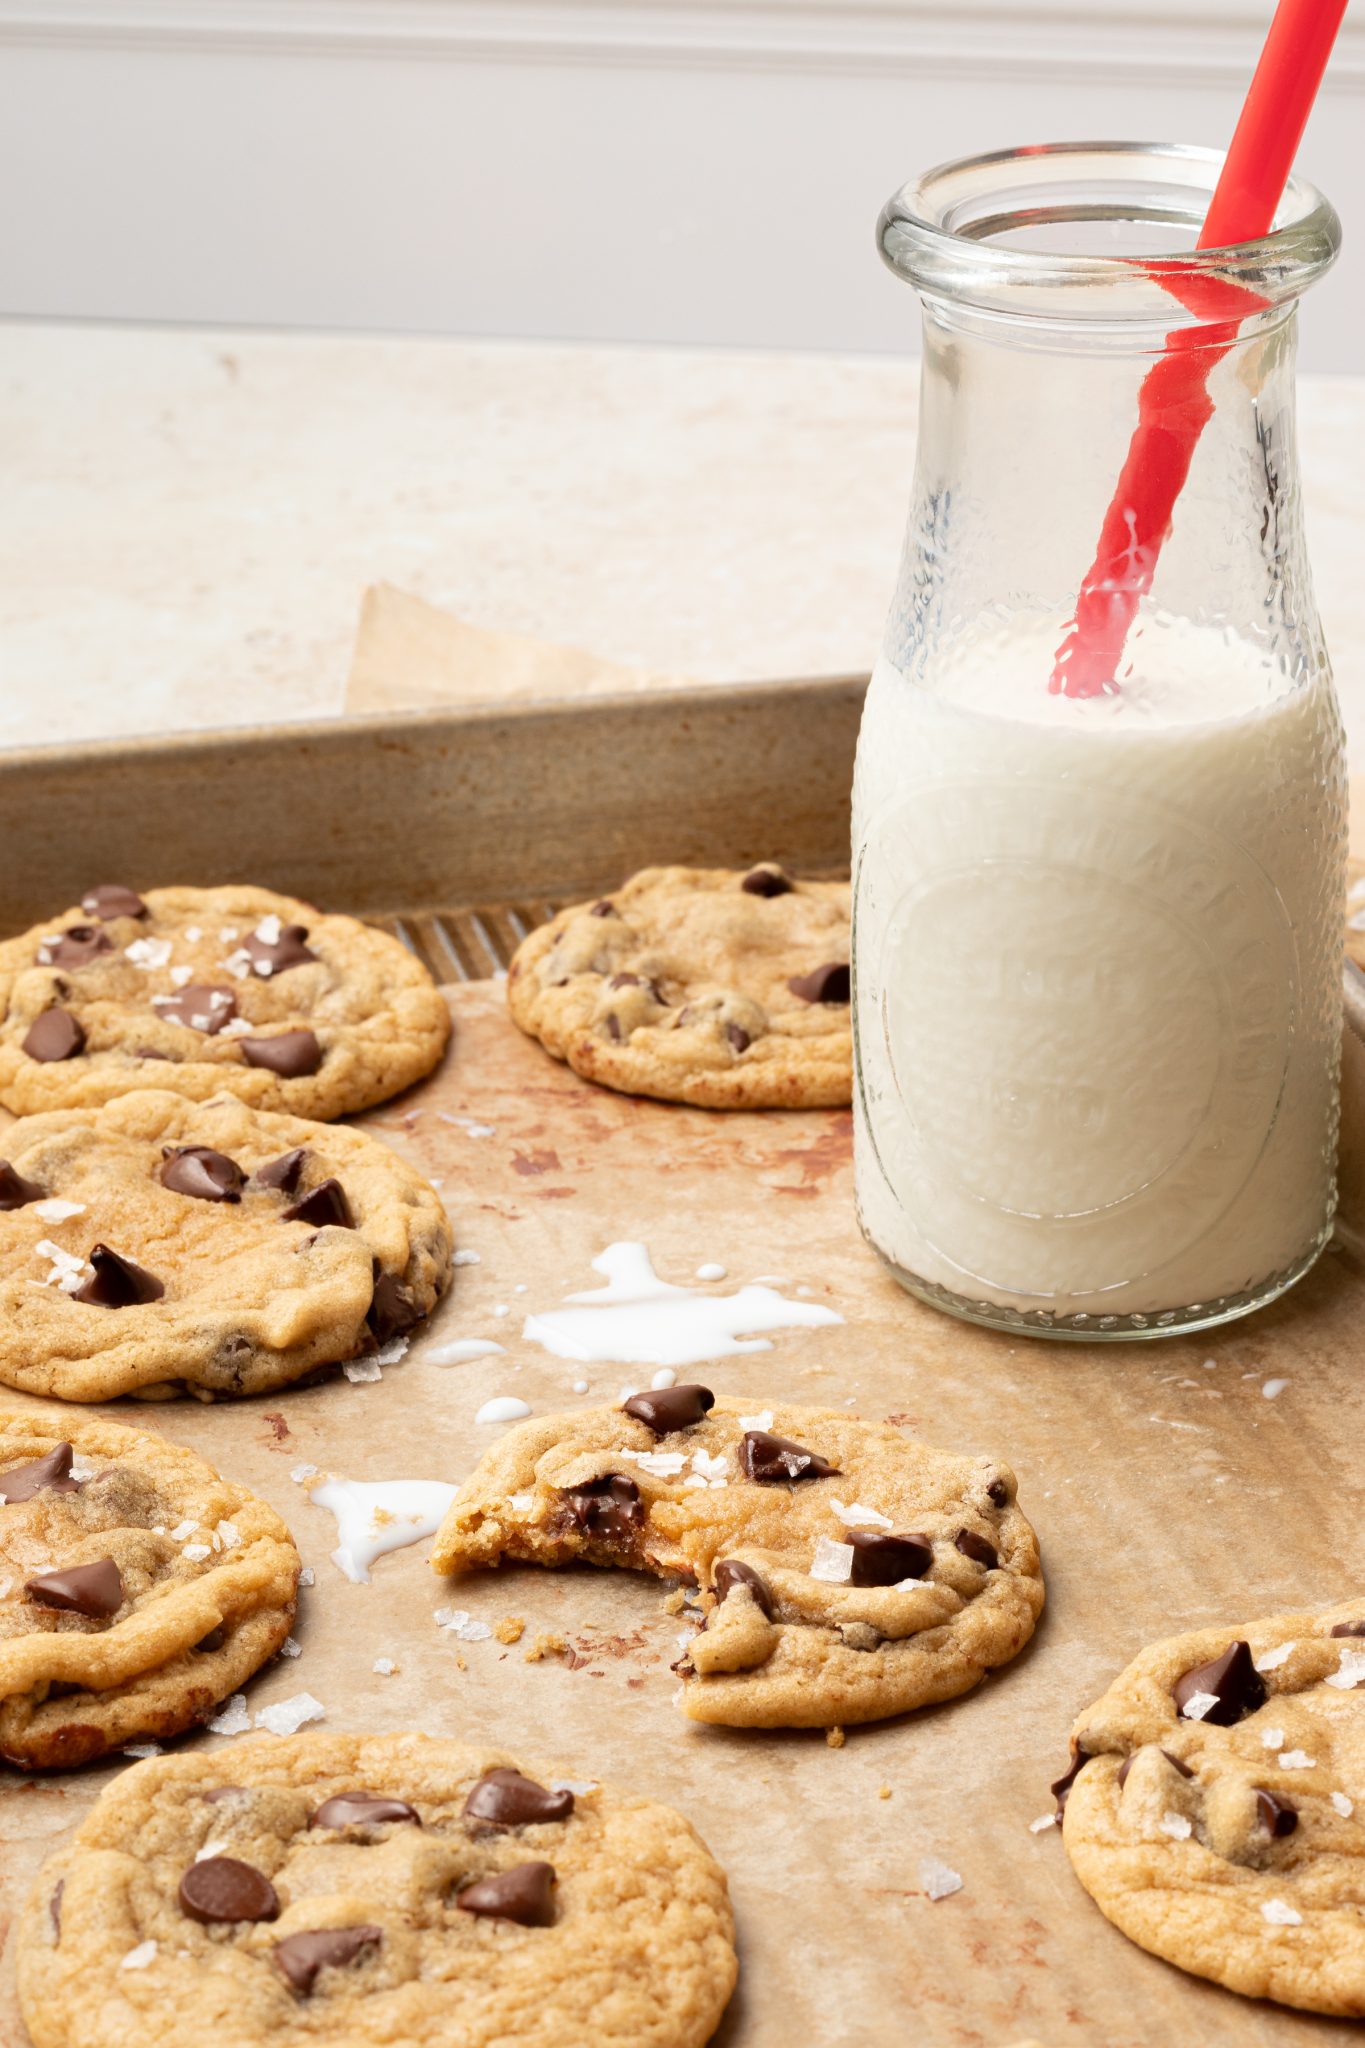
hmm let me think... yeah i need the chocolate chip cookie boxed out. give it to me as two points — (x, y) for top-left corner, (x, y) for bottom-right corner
(0, 884), (450, 1121)
(0, 1411), (298, 1769)
(0, 1090), (452, 1401)
(1055, 1597), (1365, 2015)
(18, 1730), (737, 2047)
(430, 1391), (1042, 1726)
(507, 866), (851, 1108)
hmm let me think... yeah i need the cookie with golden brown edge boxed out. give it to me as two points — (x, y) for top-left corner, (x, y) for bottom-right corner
(0, 883), (450, 1121)
(0, 1410), (298, 1769)
(0, 1090), (452, 1401)
(18, 1731), (737, 2048)
(507, 864), (851, 1108)
(1056, 1596), (1365, 2016)
(431, 1391), (1042, 1727)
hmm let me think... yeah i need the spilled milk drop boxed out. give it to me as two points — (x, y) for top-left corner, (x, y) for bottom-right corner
(308, 1478), (457, 1584)
(522, 1242), (842, 1368)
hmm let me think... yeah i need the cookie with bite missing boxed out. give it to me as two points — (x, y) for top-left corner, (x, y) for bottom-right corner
(0, 1410), (299, 1769)
(506, 865), (851, 1108)
(18, 1730), (737, 2048)
(431, 1390), (1042, 1727)
(0, 883), (450, 1121)
(1055, 1597), (1365, 2016)
(0, 1089), (452, 1401)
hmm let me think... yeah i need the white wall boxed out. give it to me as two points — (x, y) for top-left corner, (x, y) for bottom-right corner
(1, 0), (1361, 367)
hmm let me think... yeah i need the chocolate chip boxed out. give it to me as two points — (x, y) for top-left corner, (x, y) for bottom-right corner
(787, 962), (850, 1004)
(741, 866), (793, 898)
(179, 1856), (280, 1925)
(367, 1271), (419, 1344)
(25, 1558), (124, 1618)
(0, 1443), (82, 1504)
(560, 1474), (644, 1542)
(195, 1625), (227, 1653)
(160, 1146), (245, 1203)
(1256, 1789), (1298, 1837)
(81, 884), (146, 921)
(1165, 1750), (1195, 1777)
(737, 1430), (836, 1484)
(37, 926), (112, 970)
(0, 1161), (44, 1210)
(589, 900), (614, 917)
(73, 1245), (165, 1307)
(241, 1029), (322, 1078)
(848, 1530), (933, 1587)
(243, 924), (319, 978)
(954, 1529), (998, 1570)
(986, 1478), (1010, 1507)
(608, 973), (640, 990)
(274, 1926), (382, 1995)
(282, 1178), (354, 1230)
(254, 1147), (309, 1193)
(712, 1559), (775, 1620)
(49, 1880), (64, 1940)
(1050, 1751), (1090, 1816)
(725, 1024), (751, 1054)
(1331, 1620), (1365, 1637)
(22, 1009), (85, 1062)
(456, 1862), (556, 1926)
(1173, 1641), (1266, 1726)
(605, 1013), (622, 1042)
(463, 1769), (574, 1829)
(152, 985), (238, 1035)
(312, 1793), (421, 1830)
(623, 1384), (715, 1434)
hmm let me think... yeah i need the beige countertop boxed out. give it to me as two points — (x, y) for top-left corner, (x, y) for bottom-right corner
(2, 320), (1363, 759)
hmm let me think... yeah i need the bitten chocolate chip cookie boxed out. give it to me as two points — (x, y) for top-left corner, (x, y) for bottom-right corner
(1054, 1596), (1365, 2015)
(507, 865), (851, 1108)
(0, 884), (450, 1121)
(0, 1411), (298, 1769)
(431, 1391), (1042, 1726)
(0, 1090), (452, 1401)
(18, 1730), (737, 2048)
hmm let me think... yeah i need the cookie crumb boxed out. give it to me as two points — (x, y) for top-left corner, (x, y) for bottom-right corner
(525, 1631), (568, 1663)
(662, 1589), (687, 1615)
(494, 1615), (525, 1645)
(825, 1726), (846, 1749)
(877, 1784), (892, 1800)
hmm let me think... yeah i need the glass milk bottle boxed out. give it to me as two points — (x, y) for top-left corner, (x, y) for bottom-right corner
(853, 143), (1345, 1339)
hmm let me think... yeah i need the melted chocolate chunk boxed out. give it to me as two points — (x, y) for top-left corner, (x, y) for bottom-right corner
(986, 1478), (1010, 1508)
(73, 1245), (165, 1308)
(367, 1270), (419, 1344)
(725, 1023), (751, 1054)
(1051, 1751), (1091, 1816)
(243, 924), (319, 977)
(81, 884), (146, 921)
(0, 1161), (45, 1210)
(25, 1558), (124, 1618)
(604, 1013), (622, 1043)
(848, 1530), (933, 1587)
(0, 1442), (81, 1504)
(1331, 1620), (1365, 1638)
(712, 1558), (775, 1620)
(241, 1029), (322, 1078)
(273, 1926), (381, 1995)
(254, 1147), (308, 1193)
(737, 1430), (836, 1484)
(37, 926), (112, 971)
(622, 1384), (715, 1434)
(195, 1625), (227, 1654)
(1173, 1640), (1266, 1726)
(22, 1009), (85, 1062)
(456, 1861), (556, 1926)
(179, 1856), (280, 1925)
(463, 1769), (574, 1829)
(160, 1146), (246, 1203)
(740, 866), (793, 898)
(588, 900), (615, 918)
(1256, 1789), (1299, 1837)
(954, 1528), (998, 1571)
(787, 962), (850, 1004)
(560, 1474), (644, 1543)
(153, 985), (238, 1035)
(312, 1793), (421, 1830)
(281, 1178), (354, 1230)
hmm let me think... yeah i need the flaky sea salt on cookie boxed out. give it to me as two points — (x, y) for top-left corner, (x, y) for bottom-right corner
(431, 1389), (1042, 1727)
(1055, 1597), (1365, 2015)
(0, 1411), (299, 1769)
(0, 883), (450, 1120)
(18, 1730), (736, 2048)
(0, 1090), (452, 1400)
(507, 865), (851, 1109)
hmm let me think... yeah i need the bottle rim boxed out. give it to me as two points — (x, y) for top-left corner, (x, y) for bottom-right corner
(879, 140), (1340, 328)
